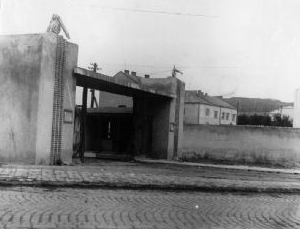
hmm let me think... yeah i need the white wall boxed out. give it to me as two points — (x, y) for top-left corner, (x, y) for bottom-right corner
(182, 124), (300, 167)
(184, 103), (199, 124)
(220, 107), (237, 125)
(270, 106), (294, 120)
(184, 103), (237, 125)
(293, 88), (300, 128)
(199, 104), (220, 125)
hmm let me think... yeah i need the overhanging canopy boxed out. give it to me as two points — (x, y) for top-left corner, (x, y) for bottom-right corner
(74, 67), (175, 99)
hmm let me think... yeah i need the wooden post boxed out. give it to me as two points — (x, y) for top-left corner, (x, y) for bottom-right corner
(80, 86), (88, 163)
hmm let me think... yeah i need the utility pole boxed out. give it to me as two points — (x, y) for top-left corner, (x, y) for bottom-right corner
(88, 63), (101, 108)
(172, 65), (183, 78)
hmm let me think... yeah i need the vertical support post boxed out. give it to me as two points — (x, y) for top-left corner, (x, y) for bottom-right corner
(90, 90), (94, 108)
(80, 86), (88, 163)
(90, 89), (98, 108)
(129, 97), (138, 157)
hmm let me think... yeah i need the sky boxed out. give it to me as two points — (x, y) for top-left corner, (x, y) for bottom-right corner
(1, 0), (300, 102)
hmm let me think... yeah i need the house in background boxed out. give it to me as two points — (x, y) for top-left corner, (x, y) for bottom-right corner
(184, 90), (237, 125)
(97, 70), (143, 108)
(269, 105), (293, 120)
(294, 88), (300, 128)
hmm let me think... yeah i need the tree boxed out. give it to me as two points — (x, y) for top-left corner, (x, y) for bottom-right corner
(237, 114), (292, 127)
(281, 115), (292, 127)
(237, 114), (249, 125)
(272, 114), (282, 126)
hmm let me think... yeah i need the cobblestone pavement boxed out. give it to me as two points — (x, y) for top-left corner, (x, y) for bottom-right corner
(1, 187), (300, 229)
(2, 161), (300, 192)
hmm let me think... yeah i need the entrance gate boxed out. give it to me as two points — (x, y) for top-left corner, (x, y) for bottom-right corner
(73, 67), (185, 162)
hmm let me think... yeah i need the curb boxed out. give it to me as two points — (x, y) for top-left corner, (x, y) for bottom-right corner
(0, 180), (300, 194)
(135, 159), (300, 175)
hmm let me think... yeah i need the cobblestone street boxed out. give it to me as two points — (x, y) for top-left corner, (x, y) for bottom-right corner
(0, 187), (300, 229)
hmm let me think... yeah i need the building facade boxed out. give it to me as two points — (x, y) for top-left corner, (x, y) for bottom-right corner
(293, 88), (300, 128)
(269, 105), (293, 120)
(184, 90), (237, 125)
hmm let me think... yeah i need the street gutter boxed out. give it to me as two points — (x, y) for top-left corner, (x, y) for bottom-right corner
(0, 179), (300, 194)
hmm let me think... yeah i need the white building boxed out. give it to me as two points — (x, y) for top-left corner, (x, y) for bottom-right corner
(184, 90), (237, 125)
(293, 88), (300, 128)
(269, 105), (293, 120)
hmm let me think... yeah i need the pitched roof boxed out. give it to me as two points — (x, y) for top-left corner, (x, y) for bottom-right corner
(114, 71), (141, 84)
(185, 90), (236, 109)
(210, 96), (236, 109)
(185, 91), (210, 105)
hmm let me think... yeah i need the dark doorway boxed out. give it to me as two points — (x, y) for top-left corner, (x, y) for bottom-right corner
(73, 104), (135, 161)
(86, 112), (133, 154)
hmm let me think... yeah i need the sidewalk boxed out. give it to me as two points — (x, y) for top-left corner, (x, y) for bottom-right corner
(1, 159), (300, 193)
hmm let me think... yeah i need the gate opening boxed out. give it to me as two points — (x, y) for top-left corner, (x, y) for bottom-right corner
(73, 68), (184, 163)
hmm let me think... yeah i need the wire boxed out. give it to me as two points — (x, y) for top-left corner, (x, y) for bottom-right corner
(100, 63), (244, 70)
(177, 65), (245, 69)
(98, 63), (172, 69)
(75, 3), (218, 18)
(149, 70), (171, 76)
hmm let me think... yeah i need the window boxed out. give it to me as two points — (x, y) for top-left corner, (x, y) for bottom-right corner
(232, 114), (236, 122)
(226, 113), (229, 120)
(63, 109), (73, 124)
(214, 111), (218, 119)
(205, 108), (210, 116)
(221, 112), (225, 119)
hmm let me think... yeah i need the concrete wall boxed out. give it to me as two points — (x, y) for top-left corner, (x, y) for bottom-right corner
(148, 98), (172, 159)
(174, 79), (185, 159)
(0, 34), (42, 163)
(34, 34), (56, 164)
(60, 39), (78, 164)
(132, 78), (185, 160)
(182, 124), (300, 167)
(0, 34), (78, 164)
(184, 103), (237, 125)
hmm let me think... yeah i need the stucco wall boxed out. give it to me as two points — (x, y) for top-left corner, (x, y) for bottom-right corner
(132, 78), (184, 160)
(199, 104), (220, 125)
(0, 34), (78, 164)
(182, 124), (300, 167)
(34, 34), (57, 164)
(150, 98), (173, 159)
(0, 34), (43, 163)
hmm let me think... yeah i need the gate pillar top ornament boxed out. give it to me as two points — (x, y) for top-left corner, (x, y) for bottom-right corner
(47, 14), (70, 39)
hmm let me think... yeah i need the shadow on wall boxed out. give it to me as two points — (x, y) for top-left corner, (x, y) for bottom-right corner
(0, 150), (35, 164)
